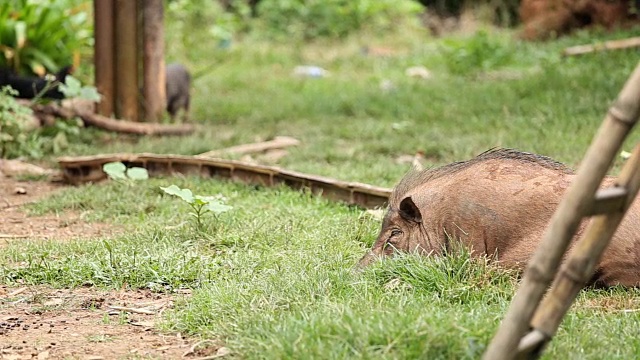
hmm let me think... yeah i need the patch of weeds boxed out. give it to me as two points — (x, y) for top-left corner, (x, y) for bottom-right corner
(160, 184), (232, 232)
(58, 75), (101, 102)
(87, 334), (115, 343)
(0, 231), (221, 291)
(362, 248), (516, 304)
(0, 86), (38, 158)
(163, 246), (507, 359)
(117, 312), (129, 325)
(439, 30), (515, 75)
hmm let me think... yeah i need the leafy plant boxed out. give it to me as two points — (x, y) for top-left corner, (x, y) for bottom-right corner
(0, 85), (39, 158)
(160, 184), (232, 231)
(256, 0), (422, 40)
(59, 75), (101, 102)
(440, 30), (514, 75)
(0, 0), (92, 76)
(36, 117), (83, 154)
(103, 162), (149, 186)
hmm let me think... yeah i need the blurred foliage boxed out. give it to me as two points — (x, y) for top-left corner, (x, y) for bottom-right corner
(417, 0), (520, 26)
(0, 0), (93, 76)
(439, 30), (515, 75)
(167, 0), (252, 45)
(0, 75), (95, 159)
(256, 0), (424, 40)
(0, 86), (37, 158)
(166, 0), (423, 43)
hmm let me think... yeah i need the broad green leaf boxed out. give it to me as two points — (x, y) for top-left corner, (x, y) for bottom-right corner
(102, 161), (127, 180)
(204, 202), (232, 215)
(126, 167), (149, 181)
(79, 86), (102, 102)
(102, 239), (112, 252)
(14, 21), (26, 49)
(52, 132), (68, 154)
(194, 195), (220, 203)
(63, 75), (81, 91)
(23, 47), (58, 72)
(160, 185), (194, 203)
(192, 197), (207, 206)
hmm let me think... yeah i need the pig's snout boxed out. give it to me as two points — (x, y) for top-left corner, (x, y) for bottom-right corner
(353, 249), (382, 273)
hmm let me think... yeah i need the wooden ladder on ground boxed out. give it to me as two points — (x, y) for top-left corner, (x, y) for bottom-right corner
(483, 62), (640, 360)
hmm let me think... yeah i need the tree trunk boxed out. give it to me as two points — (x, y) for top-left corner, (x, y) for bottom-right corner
(142, 0), (166, 122)
(93, 0), (115, 117)
(115, 0), (139, 121)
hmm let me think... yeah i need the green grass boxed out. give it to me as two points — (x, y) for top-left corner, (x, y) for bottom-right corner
(3, 19), (640, 359)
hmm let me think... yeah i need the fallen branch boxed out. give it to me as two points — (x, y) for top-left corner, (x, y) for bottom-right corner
(6, 287), (28, 297)
(26, 100), (195, 136)
(107, 305), (156, 315)
(182, 339), (217, 358)
(78, 111), (194, 136)
(199, 136), (300, 157)
(0, 234), (30, 239)
(562, 36), (640, 57)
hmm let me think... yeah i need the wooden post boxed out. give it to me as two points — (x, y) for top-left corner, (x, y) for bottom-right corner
(142, 0), (166, 122)
(94, 0), (114, 117)
(483, 62), (640, 359)
(115, 0), (139, 121)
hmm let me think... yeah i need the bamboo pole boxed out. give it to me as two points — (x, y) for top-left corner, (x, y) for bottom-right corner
(483, 62), (640, 360)
(115, 0), (139, 121)
(94, 0), (114, 117)
(563, 37), (640, 57)
(198, 136), (301, 157)
(142, 0), (166, 122)
(523, 145), (640, 353)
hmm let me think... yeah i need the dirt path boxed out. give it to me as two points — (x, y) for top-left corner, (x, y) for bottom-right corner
(0, 178), (115, 246)
(0, 177), (223, 359)
(0, 286), (226, 359)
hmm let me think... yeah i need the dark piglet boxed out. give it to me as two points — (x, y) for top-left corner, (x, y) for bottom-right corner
(358, 148), (640, 287)
(165, 63), (191, 122)
(0, 66), (73, 99)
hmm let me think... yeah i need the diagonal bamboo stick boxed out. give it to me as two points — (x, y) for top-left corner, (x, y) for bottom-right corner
(522, 144), (640, 355)
(483, 62), (640, 360)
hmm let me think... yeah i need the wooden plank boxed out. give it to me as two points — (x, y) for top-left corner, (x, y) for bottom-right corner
(57, 153), (391, 209)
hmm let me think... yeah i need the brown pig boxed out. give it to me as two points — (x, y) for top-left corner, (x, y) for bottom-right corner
(358, 148), (640, 286)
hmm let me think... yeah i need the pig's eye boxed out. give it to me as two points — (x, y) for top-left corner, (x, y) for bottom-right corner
(390, 229), (402, 238)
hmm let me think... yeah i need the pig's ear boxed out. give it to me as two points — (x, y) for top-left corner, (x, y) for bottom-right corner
(399, 196), (422, 223)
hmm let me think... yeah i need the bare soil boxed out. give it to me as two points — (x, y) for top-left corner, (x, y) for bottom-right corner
(0, 178), (116, 246)
(0, 177), (222, 359)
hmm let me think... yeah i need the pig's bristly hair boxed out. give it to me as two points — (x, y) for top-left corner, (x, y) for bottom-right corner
(390, 148), (573, 207)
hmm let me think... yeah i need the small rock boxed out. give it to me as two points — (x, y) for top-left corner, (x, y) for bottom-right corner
(405, 66), (432, 79)
(379, 79), (396, 93)
(293, 65), (329, 78)
(216, 347), (231, 357)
